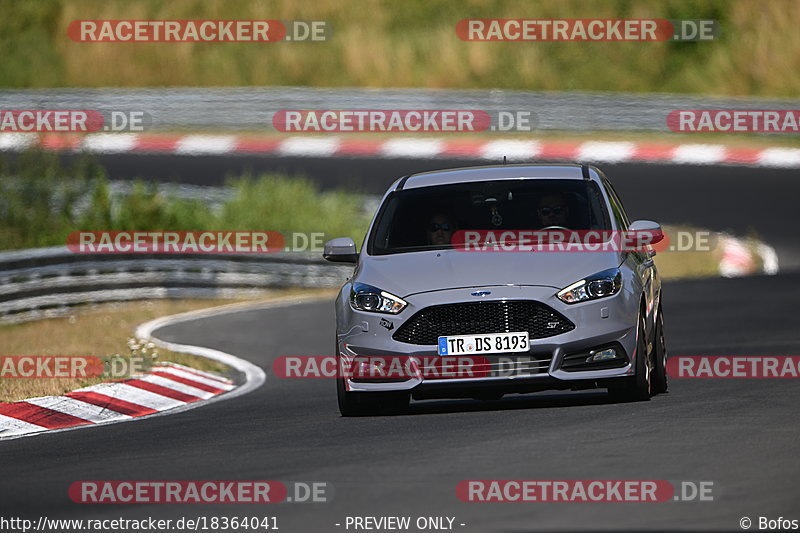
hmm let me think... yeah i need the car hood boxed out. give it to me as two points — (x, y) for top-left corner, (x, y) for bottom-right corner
(355, 249), (623, 298)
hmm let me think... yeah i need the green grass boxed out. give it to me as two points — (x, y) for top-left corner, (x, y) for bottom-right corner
(0, 0), (798, 97)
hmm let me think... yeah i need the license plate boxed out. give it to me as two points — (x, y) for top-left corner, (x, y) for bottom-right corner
(438, 332), (529, 356)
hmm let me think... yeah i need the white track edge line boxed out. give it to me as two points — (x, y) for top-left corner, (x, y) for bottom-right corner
(8, 136), (800, 168)
(0, 294), (330, 441)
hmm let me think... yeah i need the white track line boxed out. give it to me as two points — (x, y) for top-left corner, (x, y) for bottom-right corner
(157, 362), (234, 384)
(480, 140), (541, 161)
(757, 148), (800, 168)
(75, 382), (187, 411)
(139, 374), (216, 399)
(578, 141), (635, 163)
(380, 139), (444, 158)
(153, 365), (236, 389)
(0, 132), (36, 150)
(8, 132), (800, 168)
(0, 414), (47, 436)
(672, 144), (726, 165)
(757, 243), (780, 275)
(130, 295), (331, 418)
(82, 133), (138, 153)
(26, 396), (130, 423)
(175, 135), (237, 155)
(278, 137), (340, 157)
(0, 296), (327, 441)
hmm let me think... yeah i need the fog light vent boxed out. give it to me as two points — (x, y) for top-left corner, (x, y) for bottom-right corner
(588, 348), (618, 362)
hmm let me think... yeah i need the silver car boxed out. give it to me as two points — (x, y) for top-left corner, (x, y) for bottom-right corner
(324, 164), (667, 416)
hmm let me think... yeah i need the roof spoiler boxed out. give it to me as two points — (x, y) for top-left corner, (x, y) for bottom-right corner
(395, 174), (411, 190)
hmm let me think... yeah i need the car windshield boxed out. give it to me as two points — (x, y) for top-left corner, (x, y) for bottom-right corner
(369, 178), (612, 255)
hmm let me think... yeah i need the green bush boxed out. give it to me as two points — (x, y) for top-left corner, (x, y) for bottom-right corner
(0, 150), (371, 251)
(0, 151), (104, 248)
(220, 173), (367, 239)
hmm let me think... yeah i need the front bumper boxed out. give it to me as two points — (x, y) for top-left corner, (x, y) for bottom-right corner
(337, 284), (640, 397)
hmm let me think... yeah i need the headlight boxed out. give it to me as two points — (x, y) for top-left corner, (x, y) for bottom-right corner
(557, 268), (622, 304)
(350, 283), (407, 314)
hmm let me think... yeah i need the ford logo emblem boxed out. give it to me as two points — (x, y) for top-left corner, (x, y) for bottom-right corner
(471, 290), (491, 297)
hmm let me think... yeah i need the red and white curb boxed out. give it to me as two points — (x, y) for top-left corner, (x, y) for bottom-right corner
(0, 362), (235, 438)
(0, 299), (289, 440)
(2, 132), (800, 168)
(719, 236), (779, 278)
(0, 296), (330, 440)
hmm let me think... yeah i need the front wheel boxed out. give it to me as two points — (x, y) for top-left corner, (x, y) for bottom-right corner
(335, 343), (410, 416)
(336, 376), (410, 416)
(651, 306), (668, 395)
(608, 311), (652, 402)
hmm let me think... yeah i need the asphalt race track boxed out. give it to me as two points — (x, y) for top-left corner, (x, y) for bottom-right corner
(2, 273), (800, 531)
(2, 156), (799, 532)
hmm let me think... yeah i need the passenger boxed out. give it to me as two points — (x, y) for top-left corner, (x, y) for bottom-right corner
(537, 193), (570, 228)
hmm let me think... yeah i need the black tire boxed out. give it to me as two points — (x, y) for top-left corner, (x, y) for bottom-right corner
(336, 370), (372, 416)
(608, 311), (652, 402)
(335, 343), (410, 416)
(651, 305), (669, 395)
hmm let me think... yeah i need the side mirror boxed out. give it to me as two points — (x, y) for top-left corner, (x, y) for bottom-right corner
(628, 220), (663, 257)
(323, 237), (359, 263)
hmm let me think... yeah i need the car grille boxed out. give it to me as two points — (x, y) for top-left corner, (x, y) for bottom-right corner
(422, 355), (553, 379)
(392, 300), (575, 345)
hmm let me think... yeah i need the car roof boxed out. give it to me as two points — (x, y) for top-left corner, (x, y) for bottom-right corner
(398, 164), (600, 190)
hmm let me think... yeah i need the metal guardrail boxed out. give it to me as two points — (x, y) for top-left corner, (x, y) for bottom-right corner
(0, 246), (352, 324)
(1, 87), (798, 133)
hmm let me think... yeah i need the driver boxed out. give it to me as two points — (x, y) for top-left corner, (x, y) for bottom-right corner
(537, 193), (570, 228)
(426, 213), (456, 246)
